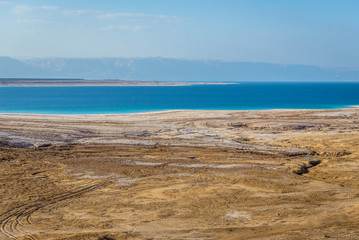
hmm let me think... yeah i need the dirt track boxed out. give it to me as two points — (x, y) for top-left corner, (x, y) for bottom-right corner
(1, 109), (359, 239)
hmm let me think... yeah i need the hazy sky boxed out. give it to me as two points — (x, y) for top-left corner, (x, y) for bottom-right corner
(1, 0), (359, 69)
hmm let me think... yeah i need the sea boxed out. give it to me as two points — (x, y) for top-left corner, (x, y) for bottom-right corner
(1, 82), (359, 114)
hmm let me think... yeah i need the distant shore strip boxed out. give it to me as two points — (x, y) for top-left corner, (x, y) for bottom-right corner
(0, 78), (236, 87)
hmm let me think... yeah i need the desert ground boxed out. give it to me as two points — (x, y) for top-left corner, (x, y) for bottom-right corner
(1, 109), (359, 239)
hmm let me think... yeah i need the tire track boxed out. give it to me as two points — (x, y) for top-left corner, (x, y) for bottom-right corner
(0, 182), (107, 240)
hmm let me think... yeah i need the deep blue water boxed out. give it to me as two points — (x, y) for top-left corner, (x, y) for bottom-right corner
(0, 83), (359, 114)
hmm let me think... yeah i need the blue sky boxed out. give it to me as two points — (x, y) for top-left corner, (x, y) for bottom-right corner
(1, 0), (359, 69)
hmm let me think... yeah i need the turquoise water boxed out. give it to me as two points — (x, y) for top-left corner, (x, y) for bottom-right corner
(0, 83), (359, 114)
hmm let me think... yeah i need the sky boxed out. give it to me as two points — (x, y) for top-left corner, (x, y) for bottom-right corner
(1, 0), (359, 69)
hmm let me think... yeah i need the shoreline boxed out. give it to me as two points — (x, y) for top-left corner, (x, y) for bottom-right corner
(0, 79), (237, 87)
(1, 106), (358, 117)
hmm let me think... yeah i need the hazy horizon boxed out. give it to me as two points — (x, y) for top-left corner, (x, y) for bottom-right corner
(1, 0), (359, 70)
(6, 56), (356, 71)
(2, 56), (359, 81)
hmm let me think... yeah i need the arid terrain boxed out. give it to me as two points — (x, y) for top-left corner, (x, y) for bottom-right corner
(1, 109), (359, 239)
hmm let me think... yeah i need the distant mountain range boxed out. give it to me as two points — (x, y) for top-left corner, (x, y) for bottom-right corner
(1, 56), (359, 82)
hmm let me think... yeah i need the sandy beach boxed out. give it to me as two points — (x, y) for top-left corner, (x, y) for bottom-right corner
(1, 109), (359, 239)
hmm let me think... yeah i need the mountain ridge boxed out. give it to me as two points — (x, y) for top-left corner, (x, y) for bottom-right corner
(1, 56), (359, 82)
